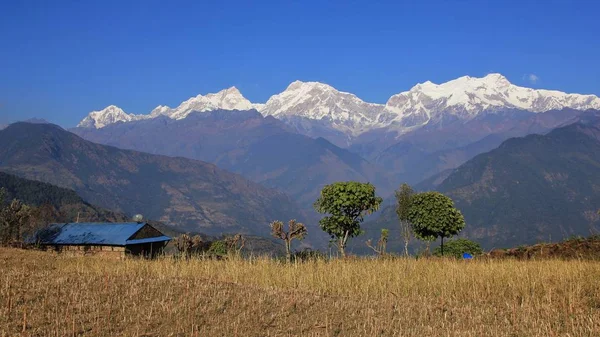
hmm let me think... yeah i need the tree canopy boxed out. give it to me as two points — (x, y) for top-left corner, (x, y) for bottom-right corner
(314, 181), (382, 257)
(408, 192), (466, 255)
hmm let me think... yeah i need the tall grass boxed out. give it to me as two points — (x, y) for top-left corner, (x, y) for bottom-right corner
(1, 248), (600, 336)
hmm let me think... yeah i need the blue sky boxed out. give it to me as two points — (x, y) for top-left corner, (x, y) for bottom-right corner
(1, 0), (599, 126)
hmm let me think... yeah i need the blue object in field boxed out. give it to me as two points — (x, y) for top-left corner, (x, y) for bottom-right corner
(462, 253), (473, 259)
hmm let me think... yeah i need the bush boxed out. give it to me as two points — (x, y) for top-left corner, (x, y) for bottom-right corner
(433, 238), (483, 258)
(207, 240), (228, 256)
(292, 248), (326, 262)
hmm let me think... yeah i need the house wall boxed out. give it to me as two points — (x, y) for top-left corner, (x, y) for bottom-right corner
(126, 241), (167, 258)
(45, 245), (126, 259)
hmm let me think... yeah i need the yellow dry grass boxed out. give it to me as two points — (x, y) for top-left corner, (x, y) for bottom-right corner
(1, 248), (600, 336)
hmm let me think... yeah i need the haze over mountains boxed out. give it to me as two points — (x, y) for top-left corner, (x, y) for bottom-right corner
(75, 73), (600, 198)
(0, 123), (305, 238)
(74, 110), (394, 207)
(364, 111), (600, 250)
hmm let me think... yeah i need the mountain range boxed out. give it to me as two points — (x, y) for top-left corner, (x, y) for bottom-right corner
(0, 122), (305, 238)
(78, 74), (600, 141)
(75, 74), (599, 193)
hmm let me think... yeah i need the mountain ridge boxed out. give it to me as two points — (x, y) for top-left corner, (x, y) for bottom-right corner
(0, 122), (305, 237)
(78, 74), (600, 138)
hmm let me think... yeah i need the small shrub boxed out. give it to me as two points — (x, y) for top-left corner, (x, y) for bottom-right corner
(292, 248), (326, 262)
(433, 238), (483, 258)
(207, 240), (228, 256)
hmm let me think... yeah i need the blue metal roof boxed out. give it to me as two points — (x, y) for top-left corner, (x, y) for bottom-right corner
(36, 222), (171, 246)
(126, 236), (172, 245)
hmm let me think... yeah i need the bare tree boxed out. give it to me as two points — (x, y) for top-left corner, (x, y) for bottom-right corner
(270, 219), (308, 262)
(174, 233), (203, 259)
(224, 234), (246, 257)
(366, 228), (389, 257)
(395, 183), (414, 257)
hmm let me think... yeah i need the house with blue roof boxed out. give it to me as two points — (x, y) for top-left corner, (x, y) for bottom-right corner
(34, 222), (171, 259)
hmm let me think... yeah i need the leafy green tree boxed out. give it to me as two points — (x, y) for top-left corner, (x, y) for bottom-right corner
(395, 183), (415, 256)
(314, 181), (383, 258)
(408, 192), (466, 256)
(433, 238), (482, 258)
(270, 219), (307, 262)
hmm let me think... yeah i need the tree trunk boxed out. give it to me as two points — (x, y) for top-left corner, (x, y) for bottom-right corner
(339, 230), (350, 258)
(285, 239), (291, 263)
(441, 236), (444, 256)
(404, 240), (409, 257)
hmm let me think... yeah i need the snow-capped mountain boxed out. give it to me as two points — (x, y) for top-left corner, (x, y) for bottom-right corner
(167, 86), (253, 120)
(379, 73), (600, 129)
(259, 81), (384, 135)
(79, 87), (254, 129)
(77, 105), (146, 128)
(78, 74), (600, 134)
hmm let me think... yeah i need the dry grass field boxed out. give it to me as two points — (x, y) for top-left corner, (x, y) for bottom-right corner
(2, 248), (600, 336)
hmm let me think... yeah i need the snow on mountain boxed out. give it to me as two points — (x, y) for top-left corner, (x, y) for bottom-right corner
(168, 87), (253, 120)
(258, 81), (384, 135)
(79, 88), (254, 129)
(380, 73), (600, 129)
(78, 74), (600, 132)
(77, 105), (146, 129)
(149, 105), (172, 117)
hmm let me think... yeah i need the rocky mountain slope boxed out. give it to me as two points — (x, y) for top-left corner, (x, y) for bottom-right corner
(0, 122), (304, 237)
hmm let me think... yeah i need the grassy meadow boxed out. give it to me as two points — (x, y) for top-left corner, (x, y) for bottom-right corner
(2, 248), (600, 336)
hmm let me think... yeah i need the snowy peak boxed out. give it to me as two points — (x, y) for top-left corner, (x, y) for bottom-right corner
(77, 105), (145, 129)
(149, 105), (172, 117)
(382, 73), (600, 128)
(259, 81), (384, 134)
(79, 87), (255, 128)
(169, 86), (253, 120)
(78, 74), (600, 133)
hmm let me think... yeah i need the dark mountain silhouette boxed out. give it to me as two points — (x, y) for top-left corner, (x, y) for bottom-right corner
(0, 170), (128, 223)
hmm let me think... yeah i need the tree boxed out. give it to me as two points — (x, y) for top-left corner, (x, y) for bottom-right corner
(314, 181), (383, 258)
(366, 228), (389, 256)
(432, 238), (482, 258)
(224, 234), (245, 257)
(174, 233), (203, 258)
(270, 219), (307, 262)
(0, 198), (32, 246)
(395, 183), (415, 256)
(408, 192), (465, 256)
